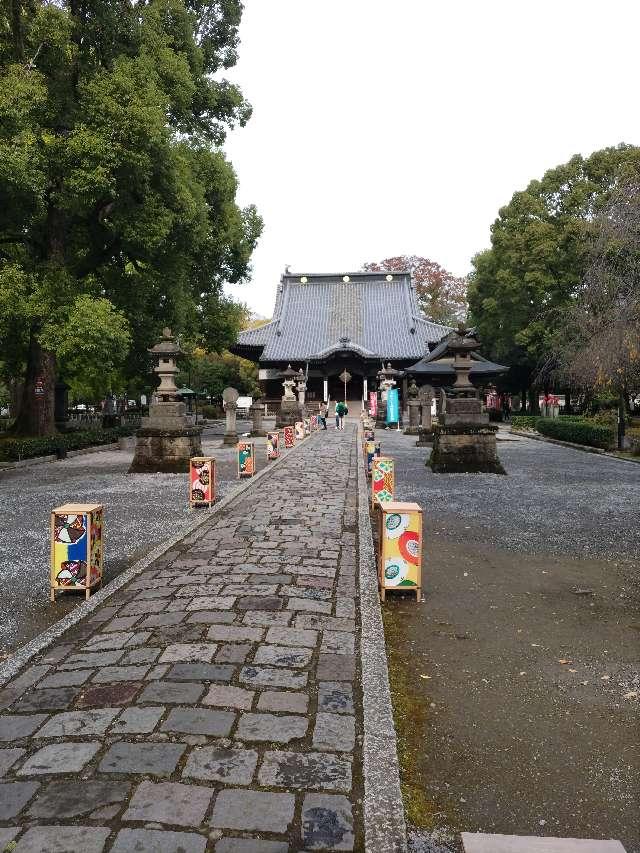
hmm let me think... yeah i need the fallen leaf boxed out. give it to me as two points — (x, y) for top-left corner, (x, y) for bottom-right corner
(558, 659), (573, 665)
(519, 671), (526, 676)
(419, 674), (432, 680)
(623, 691), (638, 699)
(601, 675), (610, 680)
(569, 669), (577, 673)
(531, 643), (541, 647)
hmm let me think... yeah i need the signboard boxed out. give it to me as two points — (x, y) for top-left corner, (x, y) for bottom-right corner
(237, 396), (252, 409)
(34, 376), (45, 397)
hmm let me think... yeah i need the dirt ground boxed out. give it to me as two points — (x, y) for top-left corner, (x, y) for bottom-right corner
(377, 433), (639, 853)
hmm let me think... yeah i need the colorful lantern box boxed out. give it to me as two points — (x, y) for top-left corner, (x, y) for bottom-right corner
(371, 456), (395, 507)
(284, 425), (295, 448)
(365, 441), (381, 476)
(294, 421), (305, 441)
(50, 504), (103, 602)
(303, 417), (310, 436)
(267, 431), (280, 460)
(189, 457), (215, 508)
(310, 415), (318, 431)
(237, 441), (255, 478)
(378, 501), (422, 602)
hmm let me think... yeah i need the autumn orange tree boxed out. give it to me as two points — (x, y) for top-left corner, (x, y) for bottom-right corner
(362, 256), (467, 325)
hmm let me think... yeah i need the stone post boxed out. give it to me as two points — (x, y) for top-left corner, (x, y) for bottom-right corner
(222, 387), (240, 445)
(223, 402), (238, 445)
(250, 400), (266, 437)
(416, 386), (434, 447)
(404, 399), (421, 435)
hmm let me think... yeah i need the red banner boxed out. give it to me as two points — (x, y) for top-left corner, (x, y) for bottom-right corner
(369, 392), (377, 416)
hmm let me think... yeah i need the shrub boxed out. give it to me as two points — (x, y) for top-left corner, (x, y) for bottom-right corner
(0, 425), (136, 462)
(511, 415), (538, 430)
(201, 404), (224, 419)
(627, 427), (640, 457)
(535, 417), (615, 450)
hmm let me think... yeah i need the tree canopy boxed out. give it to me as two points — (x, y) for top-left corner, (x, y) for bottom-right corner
(0, 0), (262, 433)
(552, 180), (640, 403)
(467, 145), (640, 408)
(362, 255), (467, 326)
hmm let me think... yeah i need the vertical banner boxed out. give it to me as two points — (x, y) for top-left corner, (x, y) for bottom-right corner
(369, 392), (378, 417)
(386, 388), (399, 424)
(266, 432), (280, 460)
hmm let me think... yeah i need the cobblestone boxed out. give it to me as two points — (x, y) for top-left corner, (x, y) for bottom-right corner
(183, 746), (258, 784)
(210, 789), (295, 833)
(123, 779), (213, 826)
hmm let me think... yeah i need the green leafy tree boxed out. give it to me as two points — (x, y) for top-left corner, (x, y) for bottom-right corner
(362, 255), (467, 325)
(467, 145), (640, 410)
(178, 347), (260, 400)
(553, 180), (640, 409)
(0, 0), (261, 434)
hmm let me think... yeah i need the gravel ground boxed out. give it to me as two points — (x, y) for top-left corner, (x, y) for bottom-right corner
(0, 420), (271, 654)
(374, 427), (639, 852)
(381, 428), (640, 570)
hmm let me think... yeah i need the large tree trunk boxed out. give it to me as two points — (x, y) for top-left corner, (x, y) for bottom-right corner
(528, 386), (539, 415)
(13, 331), (57, 436)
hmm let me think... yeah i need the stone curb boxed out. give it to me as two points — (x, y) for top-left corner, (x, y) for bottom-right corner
(0, 432), (319, 687)
(510, 429), (640, 465)
(356, 424), (409, 852)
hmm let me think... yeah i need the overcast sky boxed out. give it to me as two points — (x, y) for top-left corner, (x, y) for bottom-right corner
(222, 0), (640, 318)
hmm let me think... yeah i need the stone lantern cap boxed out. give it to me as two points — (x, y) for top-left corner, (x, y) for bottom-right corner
(377, 362), (403, 379)
(148, 328), (183, 357)
(279, 363), (300, 379)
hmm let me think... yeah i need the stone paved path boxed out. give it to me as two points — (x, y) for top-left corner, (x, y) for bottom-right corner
(0, 428), (363, 852)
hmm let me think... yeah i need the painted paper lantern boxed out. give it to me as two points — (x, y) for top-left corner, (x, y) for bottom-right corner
(371, 456), (395, 507)
(284, 425), (295, 448)
(310, 415), (318, 431)
(189, 457), (215, 507)
(303, 418), (310, 435)
(378, 501), (422, 602)
(295, 421), (304, 441)
(267, 431), (280, 460)
(238, 441), (255, 477)
(50, 504), (103, 602)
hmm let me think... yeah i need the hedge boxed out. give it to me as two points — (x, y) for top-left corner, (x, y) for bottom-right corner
(0, 425), (136, 462)
(510, 415), (538, 430)
(535, 417), (615, 450)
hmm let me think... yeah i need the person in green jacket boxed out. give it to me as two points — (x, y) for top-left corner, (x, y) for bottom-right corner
(335, 400), (347, 430)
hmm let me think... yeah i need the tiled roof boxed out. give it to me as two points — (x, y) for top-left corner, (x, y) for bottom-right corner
(234, 272), (451, 362)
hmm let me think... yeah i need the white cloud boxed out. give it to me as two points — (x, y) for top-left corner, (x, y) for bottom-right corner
(222, 0), (640, 316)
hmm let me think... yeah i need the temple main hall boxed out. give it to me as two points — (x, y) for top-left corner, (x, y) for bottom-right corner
(231, 270), (450, 407)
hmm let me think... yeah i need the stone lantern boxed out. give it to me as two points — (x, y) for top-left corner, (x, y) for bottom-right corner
(129, 328), (202, 473)
(276, 364), (303, 427)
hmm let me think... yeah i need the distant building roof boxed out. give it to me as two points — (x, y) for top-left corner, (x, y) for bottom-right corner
(232, 271), (451, 363)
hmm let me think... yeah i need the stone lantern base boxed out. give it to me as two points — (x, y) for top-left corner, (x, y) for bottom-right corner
(129, 399), (202, 473)
(428, 424), (505, 474)
(276, 400), (303, 428)
(129, 427), (202, 473)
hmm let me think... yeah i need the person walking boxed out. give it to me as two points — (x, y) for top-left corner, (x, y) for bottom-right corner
(335, 400), (347, 430)
(319, 402), (328, 430)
